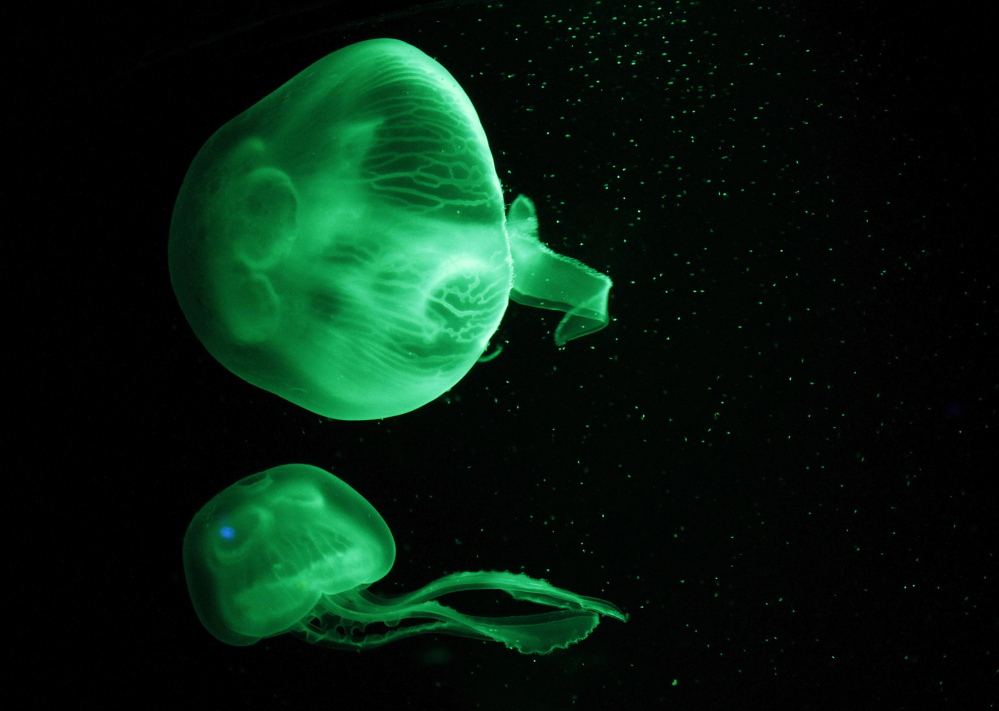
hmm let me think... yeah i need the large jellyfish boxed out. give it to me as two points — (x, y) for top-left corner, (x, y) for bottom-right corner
(169, 39), (612, 420)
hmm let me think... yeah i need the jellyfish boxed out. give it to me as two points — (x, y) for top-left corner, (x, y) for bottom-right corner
(183, 464), (626, 653)
(169, 38), (612, 420)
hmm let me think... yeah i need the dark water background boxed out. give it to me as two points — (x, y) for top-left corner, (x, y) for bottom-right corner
(13, 0), (993, 707)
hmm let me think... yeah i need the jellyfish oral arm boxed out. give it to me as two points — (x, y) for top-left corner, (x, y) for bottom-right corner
(505, 195), (612, 346)
(365, 570), (627, 621)
(299, 570), (626, 655)
(306, 596), (605, 655)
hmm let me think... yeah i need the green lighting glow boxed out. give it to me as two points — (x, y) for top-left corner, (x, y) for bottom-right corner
(184, 464), (626, 654)
(169, 39), (612, 420)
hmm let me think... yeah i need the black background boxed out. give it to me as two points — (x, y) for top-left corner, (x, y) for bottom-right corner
(13, 0), (994, 707)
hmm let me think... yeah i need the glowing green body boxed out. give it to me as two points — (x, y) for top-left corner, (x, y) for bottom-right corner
(169, 39), (612, 420)
(183, 464), (625, 653)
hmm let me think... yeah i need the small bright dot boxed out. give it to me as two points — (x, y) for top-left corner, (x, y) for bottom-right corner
(219, 526), (235, 539)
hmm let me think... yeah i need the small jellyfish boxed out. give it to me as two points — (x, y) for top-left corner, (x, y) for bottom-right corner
(169, 39), (612, 420)
(183, 464), (626, 653)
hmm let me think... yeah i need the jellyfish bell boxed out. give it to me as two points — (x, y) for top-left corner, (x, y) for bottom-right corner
(169, 39), (612, 420)
(183, 464), (625, 653)
(183, 464), (394, 646)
